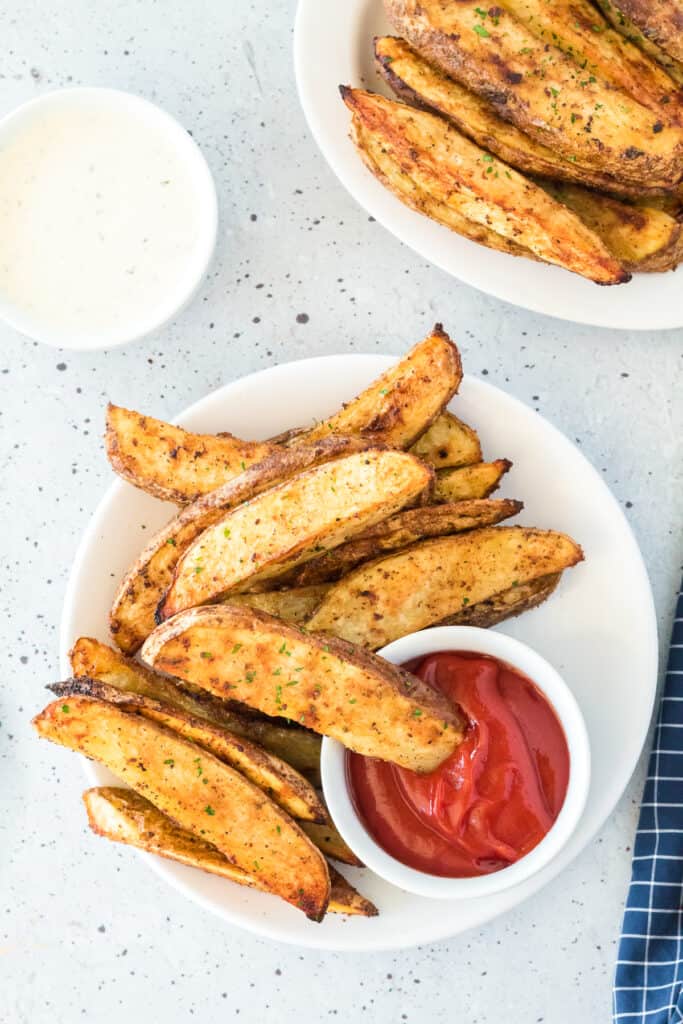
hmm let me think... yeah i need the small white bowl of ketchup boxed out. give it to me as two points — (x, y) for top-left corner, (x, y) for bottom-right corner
(321, 626), (591, 900)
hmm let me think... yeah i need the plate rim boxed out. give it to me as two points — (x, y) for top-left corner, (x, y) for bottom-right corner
(59, 352), (658, 951)
(293, 0), (683, 332)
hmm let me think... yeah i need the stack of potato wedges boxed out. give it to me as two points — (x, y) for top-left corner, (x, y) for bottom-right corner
(339, 0), (683, 283)
(33, 326), (584, 920)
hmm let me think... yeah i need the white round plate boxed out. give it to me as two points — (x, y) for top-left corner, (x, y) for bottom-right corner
(60, 354), (657, 950)
(294, 0), (683, 330)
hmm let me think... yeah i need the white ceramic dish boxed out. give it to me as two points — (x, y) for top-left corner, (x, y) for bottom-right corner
(322, 626), (591, 900)
(294, 0), (683, 331)
(60, 353), (657, 950)
(0, 88), (217, 350)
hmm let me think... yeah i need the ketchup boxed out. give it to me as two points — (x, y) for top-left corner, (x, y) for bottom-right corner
(347, 652), (570, 877)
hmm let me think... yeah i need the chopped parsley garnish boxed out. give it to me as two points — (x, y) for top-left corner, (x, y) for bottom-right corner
(166, 538), (177, 547)
(200, 651), (213, 660)
(223, 527), (231, 538)
(164, 758), (175, 767)
(245, 670), (256, 683)
(231, 643), (242, 654)
(204, 805), (216, 816)
(473, 24), (490, 38)
(61, 704), (70, 713)
(412, 708), (423, 718)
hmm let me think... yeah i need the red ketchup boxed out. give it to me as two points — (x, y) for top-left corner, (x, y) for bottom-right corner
(347, 652), (570, 877)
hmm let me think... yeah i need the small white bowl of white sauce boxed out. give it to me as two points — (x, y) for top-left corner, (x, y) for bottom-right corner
(0, 87), (218, 350)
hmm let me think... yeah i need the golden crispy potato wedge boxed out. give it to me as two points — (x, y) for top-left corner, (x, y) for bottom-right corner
(433, 461), (511, 502)
(109, 437), (372, 653)
(106, 404), (279, 504)
(442, 574), (561, 628)
(34, 696), (330, 919)
(384, 0), (683, 189)
(141, 604), (463, 772)
(292, 326), (462, 448)
(306, 527), (583, 649)
(50, 677), (324, 823)
(409, 410), (482, 469)
(284, 499), (523, 586)
(227, 585), (331, 625)
(605, 0), (683, 63)
(83, 788), (376, 916)
(160, 449), (432, 619)
(300, 818), (363, 868)
(593, 0), (683, 84)
(540, 181), (683, 273)
(375, 36), (673, 198)
(69, 637), (322, 776)
(343, 88), (630, 284)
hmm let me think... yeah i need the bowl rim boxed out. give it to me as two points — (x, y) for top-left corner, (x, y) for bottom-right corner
(0, 85), (218, 351)
(321, 625), (592, 900)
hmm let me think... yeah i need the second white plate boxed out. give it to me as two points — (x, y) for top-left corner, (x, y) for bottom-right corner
(60, 354), (657, 950)
(294, 0), (683, 330)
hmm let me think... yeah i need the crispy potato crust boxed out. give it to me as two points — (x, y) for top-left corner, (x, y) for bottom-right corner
(593, 0), (683, 83)
(433, 461), (512, 502)
(109, 437), (373, 653)
(283, 499), (523, 586)
(375, 36), (675, 198)
(343, 88), (630, 284)
(141, 604), (464, 772)
(83, 788), (376, 916)
(51, 677), (324, 823)
(69, 637), (322, 775)
(612, 0), (683, 63)
(384, 0), (683, 188)
(441, 573), (561, 628)
(160, 448), (433, 618)
(299, 818), (364, 868)
(292, 326), (462, 448)
(306, 527), (583, 649)
(34, 696), (330, 919)
(105, 404), (278, 504)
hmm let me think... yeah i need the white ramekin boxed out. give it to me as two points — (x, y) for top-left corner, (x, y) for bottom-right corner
(321, 625), (591, 900)
(0, 87), (218, 350)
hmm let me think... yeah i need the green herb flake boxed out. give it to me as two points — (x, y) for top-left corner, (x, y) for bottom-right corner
(166, 538), (177, 547)
(164, 758), (175, 767)
(245, 670), (256, 683)
(204, 805), (216, 816)
(462, 597), (470, 606)
(223, 527), (231, 538)
(231, 643), (242, 654)
(348, 697), (357, 704)
(473, 24), (490, 38)
(61, 704), (70, 713)
(200, 651), (213, 660)
(412, 708), (423, 718)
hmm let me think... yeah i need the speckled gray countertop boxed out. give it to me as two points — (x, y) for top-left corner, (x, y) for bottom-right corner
(1, 2), (682, 1022)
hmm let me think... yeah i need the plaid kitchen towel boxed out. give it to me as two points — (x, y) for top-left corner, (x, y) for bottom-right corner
(614, 583), (683, 1023)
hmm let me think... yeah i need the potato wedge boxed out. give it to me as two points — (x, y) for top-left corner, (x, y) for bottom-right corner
(306, 527), (583, 649)
(33, 696), (330, 919)
(442, 573), (561, 628)
(433, 461), (511, 503)
(141, 604), (464, 772)
(540, 181), (683, 273)
(292, 326), (461, 448)
(343, 88), (630, 284)
(83, 788), (376, 916)
(160, 448), (432, 619)
(384, 0), (683, 189)
(69, 637), (322, 776)
(109, 437), (372, 653)
(300, 818), (363, 868)
(375, 35), (673, 198)
(593, 0), (683, 84)
(106, 404), (280, 504)
(283, 499), (523, 587)
(409, 410), (481, 469)
(605, 0), (683, 64)
(50, 677), (324, 823)
(227, 585), (331, 625)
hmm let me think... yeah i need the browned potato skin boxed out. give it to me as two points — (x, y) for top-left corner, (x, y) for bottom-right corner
(375, 36), (676, 198)
(540, 181), (683, 273)
(109, 437), (373, 654)
(106, 404), (279, 504)
(160, 448), (433, 619)
(69, 637), (322, 776)
(227, 585), (331, 625)
(384, 0), (683, 189)
(306, 527), (583, 650)
(433, 461), (512, 502)
(441, 573), (561, 628)
(50, 677), (325, 823)
(293, 326), (462, 449)
(343, 88), (630, 284)
(593, 0), (683, 83)
(410, 410), (481, 468)
(282, 499), (524, 587)
(33, 697), (330, 919)
(83, 788), (377, 916)
(141, 604), (464, 772)
(300, 818), (363, 868)
(610, 0), (683, 63)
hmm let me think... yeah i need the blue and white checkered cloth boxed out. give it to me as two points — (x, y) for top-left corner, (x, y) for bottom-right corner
(614, 584), (683, 1024)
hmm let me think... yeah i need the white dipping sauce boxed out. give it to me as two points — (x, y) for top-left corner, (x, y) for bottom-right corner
(0, 89), (217, 347)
